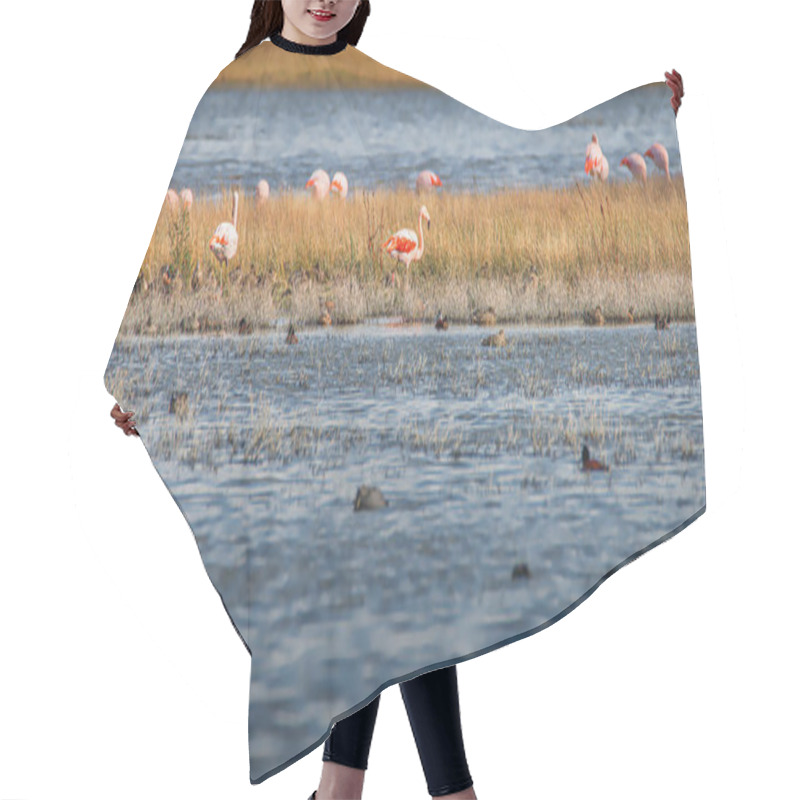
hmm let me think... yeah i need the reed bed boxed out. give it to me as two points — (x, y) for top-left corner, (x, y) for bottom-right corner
(118, 177), (694, 335)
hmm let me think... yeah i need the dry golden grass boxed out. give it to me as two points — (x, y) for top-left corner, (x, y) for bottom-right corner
(120, 176), (694, 335)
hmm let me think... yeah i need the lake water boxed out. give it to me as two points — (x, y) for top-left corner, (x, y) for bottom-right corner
(171, 83), (680, 196)
(107, 320), (704, 777)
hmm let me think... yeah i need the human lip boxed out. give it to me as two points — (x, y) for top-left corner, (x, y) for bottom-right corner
(308, 8), (335, 21)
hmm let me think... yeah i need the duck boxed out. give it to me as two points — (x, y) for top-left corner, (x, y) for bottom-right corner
(481, 329), (507, 347)
(581, 445), (609, 472)
(627, 306), (635, 324)
(434, 311), (449, 331)
(583, 305), (604, 326)
(655, 312), (671, 330)
(354, 486), (388, 511)
(511, 562), (531, 580)
(471, 306), (497, 326)
(169, 392), (189, 418)
(285, 323), (298, 344)
(238, 317), (253, 336)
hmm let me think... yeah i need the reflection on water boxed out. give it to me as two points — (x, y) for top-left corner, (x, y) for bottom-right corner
(173, 83), (680, 196)
(106, 321), (704, 777)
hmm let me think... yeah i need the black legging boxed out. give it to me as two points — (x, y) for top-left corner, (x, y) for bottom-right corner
(323, 664), (473, 797)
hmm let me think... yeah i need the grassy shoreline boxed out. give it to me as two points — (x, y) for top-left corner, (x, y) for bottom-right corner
(117, 177), (694, 336)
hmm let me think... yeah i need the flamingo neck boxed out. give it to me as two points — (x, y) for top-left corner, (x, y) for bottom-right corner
(417, 211), (425, 258)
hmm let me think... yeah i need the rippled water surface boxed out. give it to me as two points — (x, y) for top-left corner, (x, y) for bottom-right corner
(172, 83), (680, 195)
(107, 320), (704, 777)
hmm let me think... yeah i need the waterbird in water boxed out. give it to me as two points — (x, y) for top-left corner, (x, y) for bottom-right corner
(620, 153), (648, 183)
(209, 190), (239, 271)
(330, 171), (349, 198)
(644, 143), (670, 180)
(581, 445), (609, 472)
(416, 170), (442, 193)
(382, 205), (431, 291)
(585, 133), (609, 181)
(354, 486), (388, 511)
(511, 563), (531, 580)
(435, 311), (449, 330)
(306, 169), (331, 200)
(482, 329), (507, 347)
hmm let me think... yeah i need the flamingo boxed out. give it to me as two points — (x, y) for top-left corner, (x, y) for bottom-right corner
(416, 170), (442, 193)
(620, 153), (647, 183)
(381, 205), (431, 290)
(306, 169), (330, 200)
(584, 133), (609, 181)
(331, 171), (349, 198)
(179, 188), (193, 209)
(166, 188), (180, 208)
(256, 179), (270, 205)
(644, 143), (670, 180)
(209, 190), (239, 271)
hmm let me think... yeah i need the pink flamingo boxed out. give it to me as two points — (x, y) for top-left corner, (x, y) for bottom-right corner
(382, 205), (431, 291)
(416, 170), (442, 193)
(644, 143), (671, 180)
(620, 153), (648, 183)
(179, 188), (193, 209)
(331, 171), (349, 198)
(584, 133), (609, 181)
(209, 190), (239, 270)
(256, 179), (270, 206)
(306, 169), (330, 200)
(165, 188), (180, 208)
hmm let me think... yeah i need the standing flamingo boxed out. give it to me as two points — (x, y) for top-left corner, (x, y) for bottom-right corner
(209, 190), (239, 273)
(165, 188), (180, 208)
(179, 188), (193, 209)
(381, 205), (431, 291)
(306, 169), (330, 200)
(256, 179), (270, 205)
(331, 171), (349, 198)
(644, 143), (671, 180)
(416, 170), (442, 193)
(584, 133), (609, 181)
(620, 153), (648, 183)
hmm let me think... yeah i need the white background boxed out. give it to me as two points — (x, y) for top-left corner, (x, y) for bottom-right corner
(1, 1), (797, 798)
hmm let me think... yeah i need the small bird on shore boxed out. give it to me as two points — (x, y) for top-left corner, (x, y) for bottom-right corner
(354, 485), (388, 511)
(318, 308), (332, 326)
(627, 306), (635, 324)
(655, 312), (671, 330)
(581, 445), (609, 472)
(620, 153), (648, 183)
(238, 317), (253, 335)
(286, 323), (298, 344)
(584, 305), (604, 326)
(435, 311), (449, 330)
(482, 329), (507, 347)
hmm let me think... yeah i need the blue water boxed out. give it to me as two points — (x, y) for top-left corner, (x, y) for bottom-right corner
(171, 83), (679, 196)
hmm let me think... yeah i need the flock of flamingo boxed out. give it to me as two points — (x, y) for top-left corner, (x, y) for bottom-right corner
(586, 132), (672, 183)
(161, 135), (674, 311)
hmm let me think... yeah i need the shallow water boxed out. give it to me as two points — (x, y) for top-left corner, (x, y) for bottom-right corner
(172, 83), (680, 196)
(107, 321), (704, 776)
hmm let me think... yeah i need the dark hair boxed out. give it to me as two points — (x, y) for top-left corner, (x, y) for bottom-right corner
(236, 1), (371, 59)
